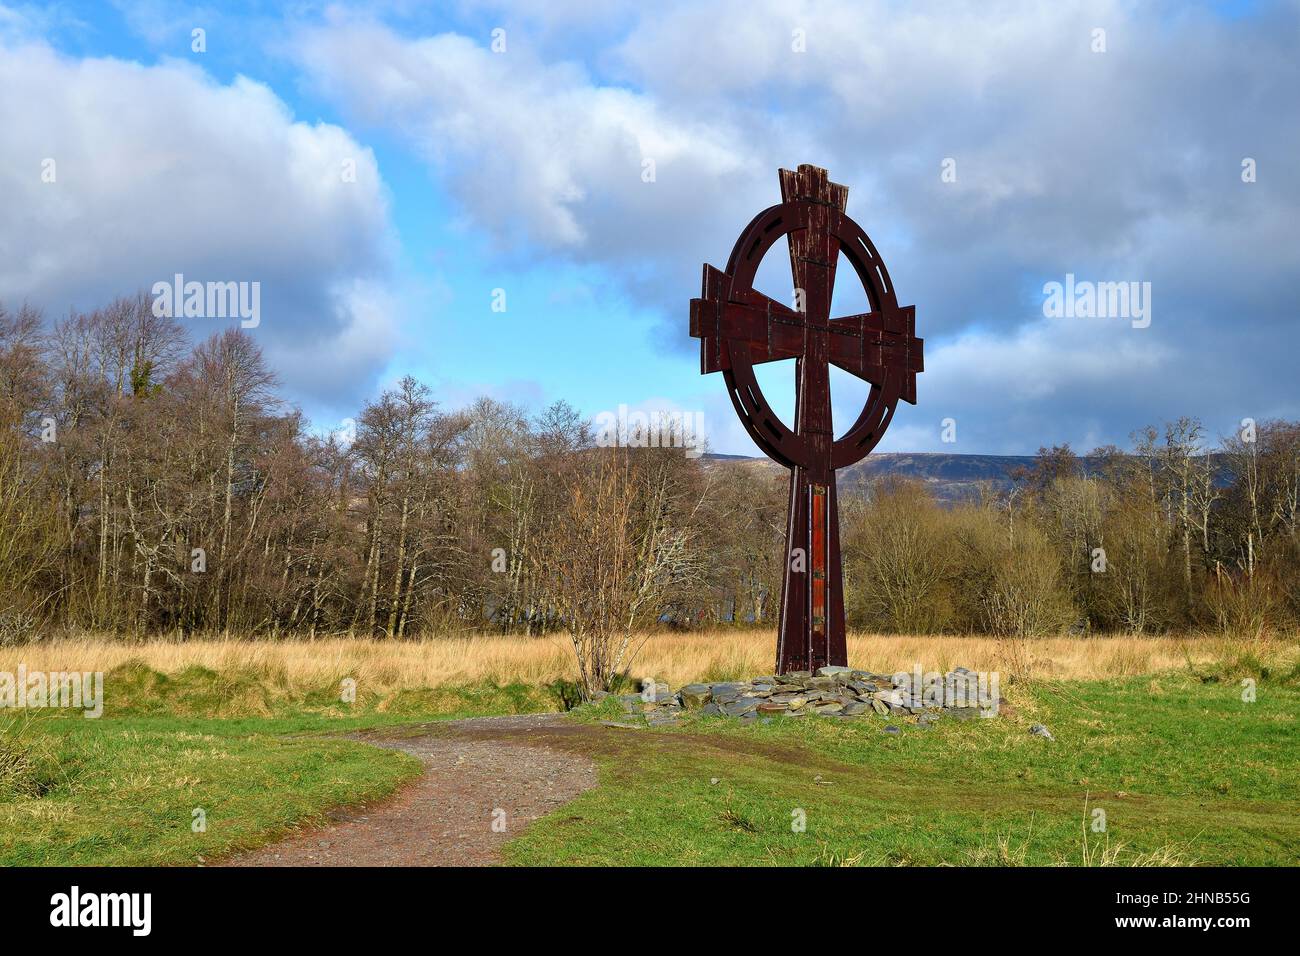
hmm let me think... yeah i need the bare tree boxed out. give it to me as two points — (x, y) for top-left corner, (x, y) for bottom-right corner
(534, 450), (705, 696)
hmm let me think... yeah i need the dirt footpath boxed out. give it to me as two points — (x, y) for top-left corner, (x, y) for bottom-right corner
(221, 715), (598, 867)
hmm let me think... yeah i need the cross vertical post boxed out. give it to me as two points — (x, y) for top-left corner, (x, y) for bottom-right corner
(778, 165), (845, 673)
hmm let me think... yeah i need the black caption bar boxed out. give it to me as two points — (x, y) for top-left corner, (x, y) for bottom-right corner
(0, 866), (1281, 943)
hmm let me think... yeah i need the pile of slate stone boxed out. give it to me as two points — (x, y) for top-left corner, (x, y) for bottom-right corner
(602, 665), (996, 729)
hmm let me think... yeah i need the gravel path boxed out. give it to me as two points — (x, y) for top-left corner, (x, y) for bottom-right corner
(221, 715), (597, 867)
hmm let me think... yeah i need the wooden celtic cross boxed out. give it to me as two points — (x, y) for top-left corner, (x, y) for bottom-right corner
(690, 165), (923, 674)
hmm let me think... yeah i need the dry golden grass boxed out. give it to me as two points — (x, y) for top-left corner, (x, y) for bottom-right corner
(3, 629), (1292, 694)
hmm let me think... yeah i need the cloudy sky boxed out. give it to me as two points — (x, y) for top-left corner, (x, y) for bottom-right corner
(1, 0), (1296, 455)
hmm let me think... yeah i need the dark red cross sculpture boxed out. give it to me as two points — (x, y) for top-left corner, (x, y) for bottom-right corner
(690, 165), (923, 674)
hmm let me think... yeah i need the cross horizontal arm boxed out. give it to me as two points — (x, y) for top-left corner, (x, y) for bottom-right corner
(828, 307), (923, 402)
(692, 267), (923, 402)
(691, 302), (803, 373)
(690, 264), (808, 372)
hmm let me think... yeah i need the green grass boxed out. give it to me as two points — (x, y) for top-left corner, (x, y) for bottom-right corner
(0, 661), (557, 866)
(502, 671), (1300, 866)
(3, 660), (1296, 867)
(94, 658), (558, 720)
(0, 713), (424, 866)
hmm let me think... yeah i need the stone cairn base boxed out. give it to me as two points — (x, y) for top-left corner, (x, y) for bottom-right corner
(599, 665), (1000, 730)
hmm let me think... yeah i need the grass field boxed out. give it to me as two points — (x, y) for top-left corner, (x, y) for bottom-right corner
(508, 670), (1299, 866)
(2, 631), (1297, 866)
(0, 682), (557, 866)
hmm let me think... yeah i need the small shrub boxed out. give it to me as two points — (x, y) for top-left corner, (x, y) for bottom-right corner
(0, 719), (63, 800)
(0, 606), (38, 647)
(0, 737), (35, 799)
(546, 678), (583, 711)
(1203, 570), (1282, 643)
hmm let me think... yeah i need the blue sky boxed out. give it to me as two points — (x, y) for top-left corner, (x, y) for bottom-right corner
(2, 1), (1297, 455)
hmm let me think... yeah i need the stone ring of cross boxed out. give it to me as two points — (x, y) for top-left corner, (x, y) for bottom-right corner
(690, 165), (922, 477)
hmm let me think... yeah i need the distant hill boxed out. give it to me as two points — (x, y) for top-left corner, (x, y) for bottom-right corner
(698, 452), (757, 462)
(705, 451), (1035, 502)
(704, 451), (1232, 504)
(841, 453), (1037, 502)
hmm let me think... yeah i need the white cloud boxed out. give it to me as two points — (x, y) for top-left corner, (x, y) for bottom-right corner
(293, 14), (758, 260)
(873, 319), (1176, 453)
(0, 35), (399, 411)
(930, 321), (1172, 403)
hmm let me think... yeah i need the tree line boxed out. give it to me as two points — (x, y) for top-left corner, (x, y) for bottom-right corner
(843, 425), (1298, 641)
(1, 296), (1297, 650)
